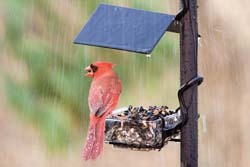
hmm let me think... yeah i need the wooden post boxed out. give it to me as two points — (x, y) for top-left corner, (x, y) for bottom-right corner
(180, 0), (199, 167)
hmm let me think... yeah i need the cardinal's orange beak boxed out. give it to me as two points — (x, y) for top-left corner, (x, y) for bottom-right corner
(84, 66), (93, 77)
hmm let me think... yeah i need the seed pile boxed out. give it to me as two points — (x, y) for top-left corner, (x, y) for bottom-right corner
(105, 105), (181, 150)
(112, 105), (176, 121)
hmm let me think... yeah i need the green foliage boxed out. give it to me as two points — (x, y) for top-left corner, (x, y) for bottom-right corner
(5, 77), (70, 150)
(4, 0), (26, 45)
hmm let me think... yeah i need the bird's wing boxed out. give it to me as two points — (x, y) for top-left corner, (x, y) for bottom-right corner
(88, 86), (104, 117)
(88, 76), (121, 117)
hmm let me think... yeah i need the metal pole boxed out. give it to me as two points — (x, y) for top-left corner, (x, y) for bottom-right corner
(180, 0), (198, 166)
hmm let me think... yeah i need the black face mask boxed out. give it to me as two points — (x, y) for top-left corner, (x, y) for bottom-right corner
(90, 64), (98, 73)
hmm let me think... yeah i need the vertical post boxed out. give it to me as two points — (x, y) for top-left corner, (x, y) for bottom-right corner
(180, 0), (198, 167)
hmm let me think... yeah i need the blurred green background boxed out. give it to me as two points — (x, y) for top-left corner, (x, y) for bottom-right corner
(1, 0), (250, 167)
(1, 0), (179, 150)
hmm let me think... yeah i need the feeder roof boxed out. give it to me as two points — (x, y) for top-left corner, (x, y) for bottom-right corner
(74, 4), (175, 54)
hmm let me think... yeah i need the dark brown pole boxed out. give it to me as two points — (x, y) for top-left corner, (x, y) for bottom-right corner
(180, 0), (198, 167)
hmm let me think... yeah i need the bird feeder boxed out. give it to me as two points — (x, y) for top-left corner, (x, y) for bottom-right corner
(74, 3), (203, 151)
(105, 76), (202, 150)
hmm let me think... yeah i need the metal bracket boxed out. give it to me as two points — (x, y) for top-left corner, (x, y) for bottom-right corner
(175, 0), (202, 38)
(178, 76), (204, 127)
(175, 0), (188, 21)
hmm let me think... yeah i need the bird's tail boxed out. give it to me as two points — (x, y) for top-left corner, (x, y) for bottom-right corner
(83, 117), (105, 160)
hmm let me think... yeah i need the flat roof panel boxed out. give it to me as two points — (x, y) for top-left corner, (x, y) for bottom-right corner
(74, 4), (175, 54)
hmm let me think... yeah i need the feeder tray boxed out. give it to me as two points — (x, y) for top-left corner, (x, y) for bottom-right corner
(105, 76), (203, 150)
(105, 106), (181, 150)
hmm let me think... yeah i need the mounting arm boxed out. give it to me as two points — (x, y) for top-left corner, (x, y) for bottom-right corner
(175, 0), (188, 21)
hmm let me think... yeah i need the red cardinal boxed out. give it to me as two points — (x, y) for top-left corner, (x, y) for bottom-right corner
(83, 61), (122, 160)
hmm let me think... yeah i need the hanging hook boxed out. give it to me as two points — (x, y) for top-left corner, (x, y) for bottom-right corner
(178, 76), (204, 126)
